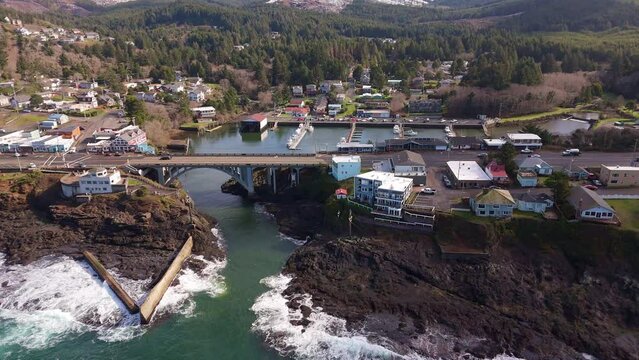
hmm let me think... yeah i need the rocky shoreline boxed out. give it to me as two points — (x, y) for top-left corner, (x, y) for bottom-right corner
(273, 210), (639, 359)
(0, 172), (224, 280)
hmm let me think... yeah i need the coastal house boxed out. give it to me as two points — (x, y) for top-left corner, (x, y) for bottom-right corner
(39, 120), (59, 131)
(188, 90), (206, 102)
(331, 155), (361, 181)
(320, 80), (343, 94)
(192, 106), (216, 121)
(313, 96), (328, 115)
(305, 84), (317, 96)
(328, 104), (342, 116)
(78, 81), (98, 90)
(446, 161), (492, 189)
(469, 188), (516, 217)
(568, 186), (616, 223)
(373, 150), (426, 184)
(284, 107), (309, 118)
(484, 161), (510, 185)
(354, 171), (413, 218)
(10, 95), (31, 109)
(335, 188), (348, 199)
(336, 94), (346, 103)
(97, 95), (116, 107)
(48, 113), (69, 125)
(136, 92), (157, 103)
(515, 192), (554, 214)
(61, 168), (128, 198)
(518, 157), (553, 176)
(47, 125), (81, 140)
(289, 99), (305, 108)
(517, 170), (538, 188)
(505, 133), (543, 150)
(87, 125), (148, 153)
(599, 165), (639, 187)
(291, 86), (304, 97)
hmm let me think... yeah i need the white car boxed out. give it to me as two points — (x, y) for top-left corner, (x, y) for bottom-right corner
(29, 163), (36, 168)
(521, 148), (533, 154)
(421, 188), (436, 195)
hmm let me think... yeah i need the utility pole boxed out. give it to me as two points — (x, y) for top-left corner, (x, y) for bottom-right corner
(348, 209), (352, 238)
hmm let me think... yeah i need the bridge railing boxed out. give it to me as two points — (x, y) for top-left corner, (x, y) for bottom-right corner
(166, 153), (317, 158)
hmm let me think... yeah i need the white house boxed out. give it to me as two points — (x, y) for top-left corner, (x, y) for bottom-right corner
(568, 186), (616, 223)
(515, 192), (554, 214)
(48, 113), (69, 124)
(354, 171), (413, 218)
(469, 188), (516, 217)
(192, 106), (216, 120)
(188, 90), (206, 102)
(60, 168), (128, 198)
(291, 86), (304, 97)
(506, 133), (543, 149)
(331, 155), (361, 181)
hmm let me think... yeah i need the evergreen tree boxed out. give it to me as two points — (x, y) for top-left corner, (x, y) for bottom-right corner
(512, 57), (542, 86)
(540, 54), (560, 73)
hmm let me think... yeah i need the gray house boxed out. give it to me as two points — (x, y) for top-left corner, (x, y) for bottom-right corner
(515, 192), (554, 214)
(518, 157), (553, 175)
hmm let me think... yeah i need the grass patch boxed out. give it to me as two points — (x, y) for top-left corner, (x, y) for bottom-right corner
(513, 210), (543, 220)
(593, 118), (634, 129)
(608, 200), (639, 232)
(339, 102), (356, 116)
(127, 178), (144, 186)
(501, 107), (577, 123)
(451, 209), (493, 224)
(179, 122), (209, 130)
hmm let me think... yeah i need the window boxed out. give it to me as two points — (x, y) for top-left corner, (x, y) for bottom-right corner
(479, 211), (485, 215)
(489, 211), (495, 215)
(478, 204), (485, 208)
(613, 173), (619, 177)
(611, 180), (618, 184)
(584, 211), (590, 216)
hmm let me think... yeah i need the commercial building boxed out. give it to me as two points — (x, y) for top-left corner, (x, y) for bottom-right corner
(356, 109), (391, 118)
(240, 113), (268, 132)
(446, 161), (492, 188)
(448, 136), (482, 150)
(60, 168), (128, 198)
(331, 155), (361, 181)
(47, 125), (81, 140)
(469, 189), (516, 217)
(505, 133), (543, 149)
(381, 138), (448, 152)
(0, 130), (41, 153)
(31, 135), (74, 153)
(87, 125), (149, 153)
(599, 165), (639, 187)
(568, 186), (616, 223)
(354, 171), (413, 218)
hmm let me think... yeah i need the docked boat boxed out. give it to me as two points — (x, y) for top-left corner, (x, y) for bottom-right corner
(404, 129), (418, 136)
(393, 125), (401, 134)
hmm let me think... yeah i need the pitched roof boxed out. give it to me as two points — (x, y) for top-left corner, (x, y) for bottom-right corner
(515, 192), (553, 204)
(474, 189), (516, 205)
(486, 161), (507, 178)
(518, 157), (551, 169)
(568, 186), (614, 212)
(390, 150), (425, 167)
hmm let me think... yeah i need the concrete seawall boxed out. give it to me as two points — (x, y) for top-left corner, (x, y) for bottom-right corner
(83, 251), (140, 314)
(140, 236), (193, 324)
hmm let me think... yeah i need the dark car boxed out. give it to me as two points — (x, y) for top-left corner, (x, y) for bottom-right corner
(591, 179), (603, 187)
(114, 152), (123, 157)
(159, 155), (172, 160)
(442, 175), (452, 188)
(583, 184), (598, 191)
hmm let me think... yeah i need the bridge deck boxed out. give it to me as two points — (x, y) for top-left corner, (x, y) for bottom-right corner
(128, 155), (328, 168)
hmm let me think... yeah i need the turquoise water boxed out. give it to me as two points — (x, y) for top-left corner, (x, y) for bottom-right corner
(0, 168), (296, 359)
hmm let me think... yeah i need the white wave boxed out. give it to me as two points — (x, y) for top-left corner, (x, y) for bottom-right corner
(0, 252), (226, 350)
(251, 274), (527, 360)
(278, 232), (309, 246)
(254, 203), (275, 220)
(211, 226), (227, 250)
(0, 254), (146, 349)
(154, 256), (226, 320)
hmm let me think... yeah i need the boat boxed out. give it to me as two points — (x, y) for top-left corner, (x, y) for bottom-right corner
(308, 125), (314, 133)
(444, 126), (451, 132)
(393, 125), (401, 134)
(404, 129), (418, 136)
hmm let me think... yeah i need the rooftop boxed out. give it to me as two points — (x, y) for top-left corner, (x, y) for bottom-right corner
(518, 157), (551, 168)
(390, 150), (425, 167)
(601, 165), (639, 172)
(515, 192), (553, 204)
(446, 161), (491, 182)
(357, 170), (396, 182)
(332, 155), (361, 163)
(568, 186), (613, 212)
(474, 188), (516, 205)
(507, 133), (542, 141)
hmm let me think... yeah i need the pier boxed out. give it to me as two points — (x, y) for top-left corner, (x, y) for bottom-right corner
(287, 120), (313, 150)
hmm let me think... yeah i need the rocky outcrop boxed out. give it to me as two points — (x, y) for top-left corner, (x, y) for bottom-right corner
(283, 217), (639, 360)
(0, 173), (223, 280)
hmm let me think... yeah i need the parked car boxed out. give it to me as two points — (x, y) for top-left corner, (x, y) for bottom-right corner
(114, 152), (123, 157)
(591, 179), (603, 187)
(79, 163), (87, 168)
(528, 154), (541, 158)
(477, 152), (488, 158)
(28, 163), (36, 169)
(159, 155), (172, 160)
(583, 184), (598, 191)
(421, 188), (436, 195)
(442, 175), (452, 188)
(520, 147), (533, 154)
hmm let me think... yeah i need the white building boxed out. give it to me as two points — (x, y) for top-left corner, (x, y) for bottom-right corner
(331, 155), (361, 181)
(60, 168), (128, 198)
(568, 186), (616, 223)
(446, 161), (492, 188)
(354, 171), (413, 218)
(188, 90), (206, 102)
(192, 106), (216, 120)
(506, 133), (543, 149)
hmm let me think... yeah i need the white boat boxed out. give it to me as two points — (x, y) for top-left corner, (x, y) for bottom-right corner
(405, 129), (418, 136)
(393, 125), (401, 134)
(308, 125), (314, 133)
(444, 126), (451, 132)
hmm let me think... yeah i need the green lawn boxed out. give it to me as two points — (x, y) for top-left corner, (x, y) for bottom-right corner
(339, 102), (356, 116)
(1, 113), (46, 127)
(501, 107), (578, 123)
(179, 122), (209, 130)
(608, 200), (639, 232)
(593, 118), (635, 129)
(451, 209), (494, 224)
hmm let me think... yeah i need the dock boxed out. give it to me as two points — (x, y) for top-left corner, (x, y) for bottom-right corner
(287, 120), (313, 150)
(140, 236), (193, 324)
(83, 251), (139, 314)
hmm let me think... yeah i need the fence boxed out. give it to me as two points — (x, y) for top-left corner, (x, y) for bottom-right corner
(601, 194), (639, 200)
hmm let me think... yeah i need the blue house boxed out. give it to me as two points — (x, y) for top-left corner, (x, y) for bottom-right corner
(331, 155), (361, 181)
(469, 189), (516, 217)
(517, 170), (538, 187)
(518, 157), (553, 176)
(515, 192), (554, 213)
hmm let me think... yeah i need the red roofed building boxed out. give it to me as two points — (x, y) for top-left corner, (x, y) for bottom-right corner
(484, 161), (510, 184)
(289, 99), (305, 107)
(335, 188), (348, 199)
(284, 107), (309, 117)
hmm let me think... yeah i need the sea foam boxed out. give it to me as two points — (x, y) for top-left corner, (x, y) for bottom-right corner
(251, 273), (526, 360)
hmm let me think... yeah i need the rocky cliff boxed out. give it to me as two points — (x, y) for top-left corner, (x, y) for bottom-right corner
(283, 215), (639, 359)
(0, 172), (224, 280)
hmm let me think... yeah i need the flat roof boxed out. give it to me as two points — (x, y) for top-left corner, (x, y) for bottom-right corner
(602, 165), (639, 171)
(356, 171), (396, 182)
(506, 133), (542, 140)
(191, 106), (216, 112)
(446, 161), (491, 182)
(332, 155), (361, 163)
(483, 139), (506, 146)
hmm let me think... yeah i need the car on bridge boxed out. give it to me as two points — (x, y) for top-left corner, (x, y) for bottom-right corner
(160, 155), (172, 160)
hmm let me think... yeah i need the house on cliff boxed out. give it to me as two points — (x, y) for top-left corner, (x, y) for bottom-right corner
(469, 188), (516, 217)
(61, 168), (128, 198)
